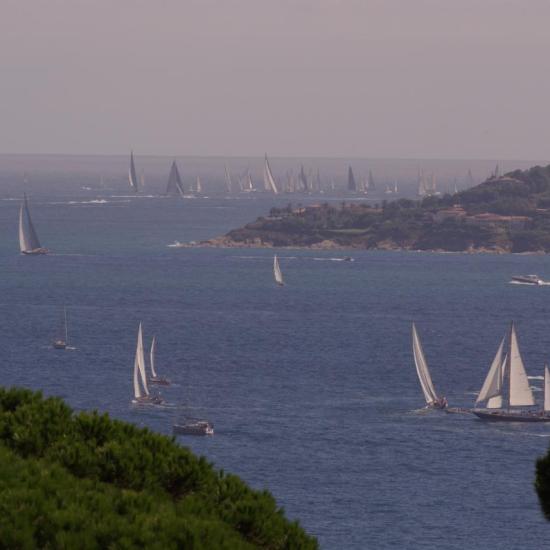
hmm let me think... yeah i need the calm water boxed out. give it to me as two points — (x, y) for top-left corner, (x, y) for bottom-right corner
(1, 162), (550, 548)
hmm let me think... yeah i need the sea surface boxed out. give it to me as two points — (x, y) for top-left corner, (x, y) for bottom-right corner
(2, 156), (550, 549)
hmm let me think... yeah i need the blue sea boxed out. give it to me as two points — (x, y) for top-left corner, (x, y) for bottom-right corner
(1, 155), (550, 549)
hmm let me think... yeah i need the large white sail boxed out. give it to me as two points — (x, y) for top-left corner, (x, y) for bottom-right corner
(129, 151), (139, 192)
(273, 255), (284, 285)
(545, 365), (550, 412)
(476, 337), (504, 405)
(150, 336), (158, 378)
(263, 154), (279, 194)
(508, 323), (535, 406)
(19, 194), (42, 253)
(411, 323), (438, 405)
(195, 176), (202, 194)
(487, 354), (506, 409)
(133, 323), (149, 399)
(166, 161), (185, 197)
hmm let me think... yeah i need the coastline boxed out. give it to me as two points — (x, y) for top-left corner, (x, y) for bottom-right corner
(170, 236), (545, 255)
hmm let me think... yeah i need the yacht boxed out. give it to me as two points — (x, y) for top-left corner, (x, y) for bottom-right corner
(132, 323), (165, 406)
(510, 274), (543, 285)
(173, 419), (214, 436)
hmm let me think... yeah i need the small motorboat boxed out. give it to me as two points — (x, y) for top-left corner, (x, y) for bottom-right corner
(173, 419), (214, 436)
(510, 274), (543, 285)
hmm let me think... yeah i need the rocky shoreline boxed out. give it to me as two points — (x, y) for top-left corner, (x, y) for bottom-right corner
(172, 236), (528, 255)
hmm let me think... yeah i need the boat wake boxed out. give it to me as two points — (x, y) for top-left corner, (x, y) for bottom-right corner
(528, 375), (544, 380)
(312, 257), (354, 262)
(67, 199), (109, 205)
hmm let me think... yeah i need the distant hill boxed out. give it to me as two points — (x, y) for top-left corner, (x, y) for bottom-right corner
(199, 164), (550, 253)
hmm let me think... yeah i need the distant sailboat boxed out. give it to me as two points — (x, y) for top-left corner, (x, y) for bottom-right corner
(347, 166), (357, 192)
(19, 194), (48, 255)
(273, 255), (284, 286)
(412, 323), (447, 409)
(128, 151), (139, 192)
(166, 161), (185, 198)
(149, 336), (170, 386)
(263, 154), (279, 194)
(224, 164), (233, 193)
(132, 323), (164, 405)
(53, 307), (68, 350)
(195, 176), (203, 194)
(472, 323), (550, 422)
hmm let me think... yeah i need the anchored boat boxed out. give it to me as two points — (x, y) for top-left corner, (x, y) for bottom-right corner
(412, 323), (447, 409)
(173, 419), (214, 436)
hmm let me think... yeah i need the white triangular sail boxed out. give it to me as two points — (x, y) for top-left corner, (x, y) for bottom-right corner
(150, 336), (158, 378)
(129, 151), (139, 192)
(411, 323), (439, 405)
(19, 194), (42, 253)
(476, 337), (504, 405)
(508, 323), (535, 406)
(166, 161), (185, 197)
(195, 176), (202, 194)
(487, 354), (506, 409)
(545, 365), (550, 412)
(263, 154), (279, 194)
(133, 323), (149, 399)
(273, 255), (284, 285)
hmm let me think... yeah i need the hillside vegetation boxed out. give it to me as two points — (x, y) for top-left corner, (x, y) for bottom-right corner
(0, 387), (316, 549)
(211, 164), (550, 253)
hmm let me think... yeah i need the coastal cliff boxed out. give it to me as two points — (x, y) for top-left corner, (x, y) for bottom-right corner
(194, 164), (550, 254)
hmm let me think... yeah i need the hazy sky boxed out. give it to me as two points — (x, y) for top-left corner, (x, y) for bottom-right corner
(2, 0), (550, 160)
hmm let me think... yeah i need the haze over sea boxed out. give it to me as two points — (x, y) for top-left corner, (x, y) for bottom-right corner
(2, 155), (550, 549)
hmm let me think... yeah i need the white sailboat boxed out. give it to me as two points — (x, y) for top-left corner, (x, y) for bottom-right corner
(148, 336), (170, 386)
(132, 324), (164, 405)
(263, 154), (279, 194)
(128, 151), (139, 192)
(273, 255), (284, 286)
(19, 193), (48, 255)
(411, 323), (447, 409)
(473, 323), (550, 421)
(53, 307), (68, 350)
(166, 161), (185, 198)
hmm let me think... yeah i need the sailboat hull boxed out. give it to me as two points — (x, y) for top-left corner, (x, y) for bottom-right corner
(52, 340), (67, 350)
(473, 410), (550, 423)
(21, 248), (48, 255)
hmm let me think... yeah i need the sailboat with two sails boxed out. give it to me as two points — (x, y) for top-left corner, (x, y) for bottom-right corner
(473, 322), (550, 422)
(411, 323), (447, 409)
(132, 324), (165, 405)
(19, 194), (48, 255)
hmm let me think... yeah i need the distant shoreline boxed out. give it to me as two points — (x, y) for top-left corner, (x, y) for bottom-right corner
(171, 237), (545, 255)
